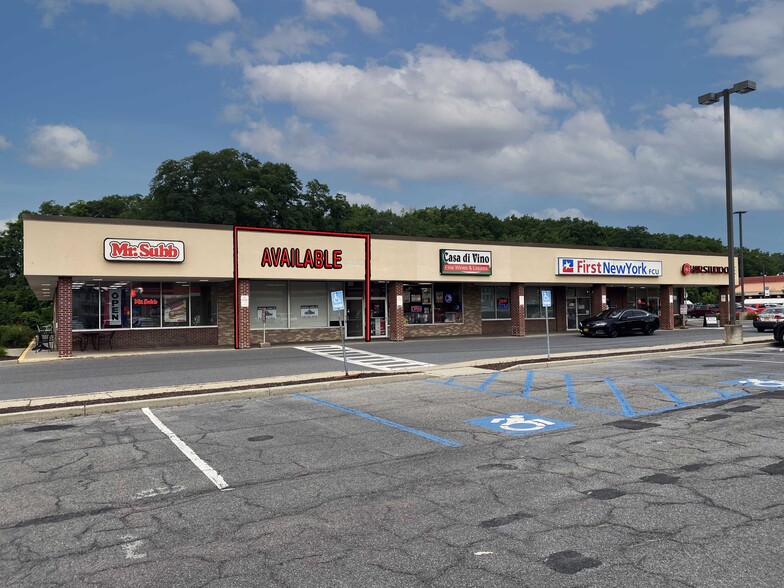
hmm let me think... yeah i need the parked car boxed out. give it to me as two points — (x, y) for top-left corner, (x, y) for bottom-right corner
(752, 307), (784, 332)
(687, 304), (719, 318)
(579, 308), (660, 337)
(774, 321), (784, 344)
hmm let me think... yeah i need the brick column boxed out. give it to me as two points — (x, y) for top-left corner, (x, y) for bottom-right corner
(718, 285), (731, 326)
(55, 277), (73, 357)
(387, 282), (405, 341)
(659, 285), (675, 330)
(590, 285), (607, 315)
(510, 283), (526, 336)
(237, 279), (251, 349)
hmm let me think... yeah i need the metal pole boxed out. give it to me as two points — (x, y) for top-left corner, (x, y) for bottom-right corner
(340, 308), (348, 376)
(544, 306), (551, 360)
(722, 89), (736, 325)
(736, 211), (745, 304)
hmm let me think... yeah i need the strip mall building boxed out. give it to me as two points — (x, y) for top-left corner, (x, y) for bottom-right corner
(23, 214), (738, 357)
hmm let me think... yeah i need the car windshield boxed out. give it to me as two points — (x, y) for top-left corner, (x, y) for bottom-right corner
(760, 308), (784, 317)
(594, 309), (625, 319)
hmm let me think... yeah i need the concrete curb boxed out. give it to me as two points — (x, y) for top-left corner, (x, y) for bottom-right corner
(0, 338), (774, 425)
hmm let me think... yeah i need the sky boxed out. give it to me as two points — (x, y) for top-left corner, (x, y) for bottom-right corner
(1, 0), (783, 253)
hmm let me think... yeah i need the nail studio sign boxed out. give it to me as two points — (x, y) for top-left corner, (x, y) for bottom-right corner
(104, 239), (185, 262)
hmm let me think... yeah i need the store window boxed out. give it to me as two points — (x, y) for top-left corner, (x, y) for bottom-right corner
(290, 282), (328, 328)
(132, 283), (161, 328)
(403, 284), (432, 324)
(627, 286), (660, 314)
(71, 282), (216, 330)
(163, 283), (190, 327)
(481, 286), (510, 319)
(434, 284), (463, 323)
(525, 286), (548, 319)
(404, 283), (463, 324)
(249, 281), (288, 329)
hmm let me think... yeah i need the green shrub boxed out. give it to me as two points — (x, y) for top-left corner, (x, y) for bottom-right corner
(0, 347), (7, 358)
(0, 325), (36, 348)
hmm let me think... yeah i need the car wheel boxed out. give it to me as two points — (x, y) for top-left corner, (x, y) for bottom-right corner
(607, 326), (618, 338)
(644, 324), (655, 336)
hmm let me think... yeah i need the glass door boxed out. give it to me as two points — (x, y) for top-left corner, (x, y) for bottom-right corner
(346, 298), (364, 338)
(566, 288), (591, 330)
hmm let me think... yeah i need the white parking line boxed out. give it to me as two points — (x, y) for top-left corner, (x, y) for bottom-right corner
(142, 407), (230, 491)
(295, 344), (435, 371)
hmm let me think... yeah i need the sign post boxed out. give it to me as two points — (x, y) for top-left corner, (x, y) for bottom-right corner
(331, 290), (348, 375)
(542, 290), (552, 360)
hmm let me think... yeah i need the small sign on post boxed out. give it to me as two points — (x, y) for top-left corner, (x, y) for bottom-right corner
(542, 290), (552, 360)
(331, 291), (348, 375)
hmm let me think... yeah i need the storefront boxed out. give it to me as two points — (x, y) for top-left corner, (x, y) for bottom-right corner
(23, 215), (736, 357)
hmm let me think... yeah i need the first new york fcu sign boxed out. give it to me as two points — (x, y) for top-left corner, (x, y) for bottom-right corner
(557, 257), (662, 277)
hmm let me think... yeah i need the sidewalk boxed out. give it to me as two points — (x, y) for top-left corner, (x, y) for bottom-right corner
(1, 332), (773, 425)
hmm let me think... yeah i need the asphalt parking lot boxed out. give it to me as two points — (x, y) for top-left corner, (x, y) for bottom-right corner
(2, 345), (784, 587)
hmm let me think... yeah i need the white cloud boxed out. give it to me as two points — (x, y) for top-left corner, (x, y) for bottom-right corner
(702, 1), (784, 88)
(253, 20), (330, 64)
(304, 0), (383, 35)
(232, 48), (784, 218)
(0, 135), (11, 150)
(341, 191), (406, 213)
(529, 207), (589, 220)
(442, 0), (661, 22)
(188, 31), (238, 65)
(40, 0), (240, 25)
(25, 124), (102, 169)
(473, 28), (513, 60)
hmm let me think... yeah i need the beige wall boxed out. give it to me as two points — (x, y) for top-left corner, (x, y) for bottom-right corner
(236, 229), (367, 281)
(24, 215), (735, 302)
(370, 237), (736, 287)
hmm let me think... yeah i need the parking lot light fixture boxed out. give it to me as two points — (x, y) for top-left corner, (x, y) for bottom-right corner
(697, 80), (756, 332)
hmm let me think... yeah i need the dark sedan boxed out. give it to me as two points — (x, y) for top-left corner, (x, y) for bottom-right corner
(579, 308), (660, 337)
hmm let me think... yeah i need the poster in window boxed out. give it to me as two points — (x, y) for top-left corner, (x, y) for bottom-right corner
(435, 291), (444, 304)
(165, 297), (188, 323)
(301, 305), (319, 319)
(422, 288), (431, 305)
(403, 290), (411, 303)
(411, 294), (422, 303)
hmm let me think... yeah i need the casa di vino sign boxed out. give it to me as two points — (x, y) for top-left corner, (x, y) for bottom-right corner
(104, 238), (185, 262)
(440, 249), (492, 276)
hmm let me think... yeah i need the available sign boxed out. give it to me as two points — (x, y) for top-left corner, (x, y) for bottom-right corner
(557, 257), (661, 277)
(105, 238), (185, 262)
(440, 249), (492, 276)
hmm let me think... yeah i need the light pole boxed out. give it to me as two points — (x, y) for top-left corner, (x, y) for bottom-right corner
(698, 80), (756, 333)
(734, 210), (747, 305)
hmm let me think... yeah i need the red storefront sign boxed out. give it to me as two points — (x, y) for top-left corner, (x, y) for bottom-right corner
(104, 238), (185, 262)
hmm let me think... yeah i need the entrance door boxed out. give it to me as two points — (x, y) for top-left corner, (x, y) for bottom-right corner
(346, 298), (364, 338)
(566, 288), (591, 330)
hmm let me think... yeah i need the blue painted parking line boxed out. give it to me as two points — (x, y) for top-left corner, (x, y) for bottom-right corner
(293, 393), (462, 448)
(429, 371), (750, 418)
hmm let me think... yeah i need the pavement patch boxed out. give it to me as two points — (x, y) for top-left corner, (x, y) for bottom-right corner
(544, 550), (602, 574)
(479, 512), (532, 528)
(640, 473), (680, 485)
(760, 460), (784, 475)
(582, 488), (625, 500)
(606, 419), (660, 430)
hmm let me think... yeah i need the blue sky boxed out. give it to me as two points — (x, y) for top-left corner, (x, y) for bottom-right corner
(1, 0), (783, 252)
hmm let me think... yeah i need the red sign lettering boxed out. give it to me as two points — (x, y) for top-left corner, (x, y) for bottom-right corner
(260, 247), (343, 270)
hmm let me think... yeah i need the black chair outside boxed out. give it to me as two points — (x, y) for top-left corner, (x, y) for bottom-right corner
(34, 325), (53, 352)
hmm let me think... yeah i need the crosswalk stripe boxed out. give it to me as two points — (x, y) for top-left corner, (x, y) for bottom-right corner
(295, 345), (435, 372)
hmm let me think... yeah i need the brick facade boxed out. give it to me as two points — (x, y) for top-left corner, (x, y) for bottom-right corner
(236, 279), (251, 349)
(388, 282), (405, 341)
(404, 284), (482, 339)
(590, 284), (607, 315)
(659, 285), (675, 330)
(56, 277), (73, 357)
(510, 283), (526, 336)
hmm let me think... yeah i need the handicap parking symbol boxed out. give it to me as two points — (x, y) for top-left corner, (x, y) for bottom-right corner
(724, 378), (784, 390)
(467, 413), (575, 436)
